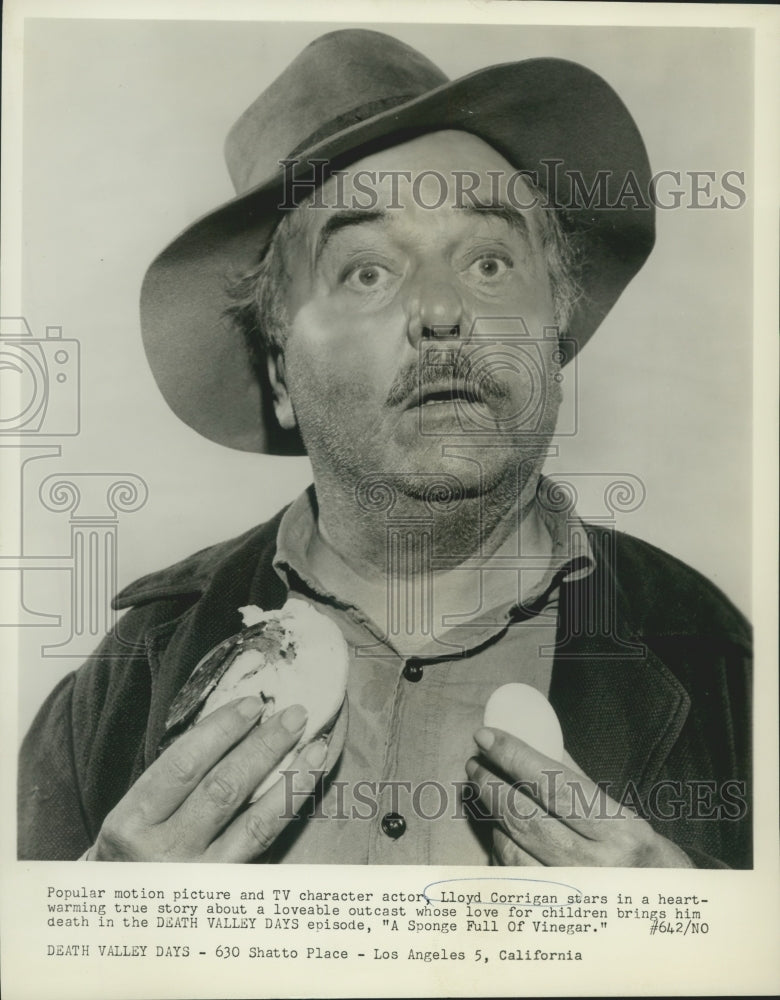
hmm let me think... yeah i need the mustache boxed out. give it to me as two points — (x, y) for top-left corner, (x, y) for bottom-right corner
(385, 353), (511, 408)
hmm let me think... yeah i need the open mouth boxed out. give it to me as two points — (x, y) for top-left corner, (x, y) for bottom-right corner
(404, 383), (484, 409)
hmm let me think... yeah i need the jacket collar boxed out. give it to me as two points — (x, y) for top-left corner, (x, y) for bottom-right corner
(113, 513), (287, 610)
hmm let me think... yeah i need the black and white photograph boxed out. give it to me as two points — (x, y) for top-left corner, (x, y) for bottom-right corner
(2, 2), (778, 998)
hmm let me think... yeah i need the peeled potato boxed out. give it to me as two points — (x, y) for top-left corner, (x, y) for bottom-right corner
(483, 683), (564, 761)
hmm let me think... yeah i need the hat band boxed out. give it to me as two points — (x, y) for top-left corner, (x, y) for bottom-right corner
(286, 92), (421, 161)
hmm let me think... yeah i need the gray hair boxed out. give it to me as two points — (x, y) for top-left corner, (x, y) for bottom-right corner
(225, 184), (582, 372)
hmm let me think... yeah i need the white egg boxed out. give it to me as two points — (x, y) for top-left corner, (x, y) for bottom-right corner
(482, 683), (564, 761)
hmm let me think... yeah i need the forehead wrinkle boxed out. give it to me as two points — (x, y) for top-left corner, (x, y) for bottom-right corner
(314, 209), (388, 265)
(306, 196), (540, 274)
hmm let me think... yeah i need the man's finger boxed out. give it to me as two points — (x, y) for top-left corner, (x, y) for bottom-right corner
(172, 704), (308, 846)
(116, 696), (267, 827)
(210, 739), (328, 862)
(466, 757), (601, 866)
(561, 748), (588, 778)
(473, 727), (628, 837)
(492, 828), (543, 867)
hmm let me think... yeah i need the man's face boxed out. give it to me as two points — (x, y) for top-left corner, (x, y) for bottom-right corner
(270, 131), (562, 500)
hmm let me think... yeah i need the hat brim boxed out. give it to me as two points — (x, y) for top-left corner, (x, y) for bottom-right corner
(141, 57), (654, 455)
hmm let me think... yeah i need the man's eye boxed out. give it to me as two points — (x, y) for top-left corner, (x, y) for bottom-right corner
(343, 264), (389, 290)
(469, 254), (513, 279)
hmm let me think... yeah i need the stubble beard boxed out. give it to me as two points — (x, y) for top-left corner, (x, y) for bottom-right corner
(297, 374), (562, 568)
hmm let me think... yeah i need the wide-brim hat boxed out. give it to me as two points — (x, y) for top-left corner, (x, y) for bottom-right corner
(141, 29), (655, 455)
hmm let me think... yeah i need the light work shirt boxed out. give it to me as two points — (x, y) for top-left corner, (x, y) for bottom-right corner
(263, 484), (594, 865)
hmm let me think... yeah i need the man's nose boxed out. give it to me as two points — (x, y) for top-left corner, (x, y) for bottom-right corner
(405, 279), (465, 347)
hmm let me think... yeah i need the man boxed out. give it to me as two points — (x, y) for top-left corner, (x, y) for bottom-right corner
(18, 29), (751, 866)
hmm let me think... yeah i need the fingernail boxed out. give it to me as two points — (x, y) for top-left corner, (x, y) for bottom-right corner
(465, 757), (479, 778)
(238, 696), (265, 719)
(280, 704), (307, 733)
(304, 740), (327, 767)
(474, 728), (495, 751)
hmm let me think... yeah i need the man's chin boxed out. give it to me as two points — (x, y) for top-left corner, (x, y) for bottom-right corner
(373, 441), (544, 503)
(307, 418), (556, 506)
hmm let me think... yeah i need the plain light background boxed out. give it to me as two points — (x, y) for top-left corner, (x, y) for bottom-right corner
(15, 18), (753, 733)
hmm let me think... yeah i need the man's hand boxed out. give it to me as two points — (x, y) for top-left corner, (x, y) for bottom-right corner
(90, 698), (325, 861)
(466, 727), (693, 868)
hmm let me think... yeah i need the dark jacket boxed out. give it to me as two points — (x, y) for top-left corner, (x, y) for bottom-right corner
(18, 512), (752, 867)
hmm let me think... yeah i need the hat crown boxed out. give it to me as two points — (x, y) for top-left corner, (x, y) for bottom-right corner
(225, 30), (449, 194)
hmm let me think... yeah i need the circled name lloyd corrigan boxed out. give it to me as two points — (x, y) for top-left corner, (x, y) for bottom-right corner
(18, 30), (751, 867)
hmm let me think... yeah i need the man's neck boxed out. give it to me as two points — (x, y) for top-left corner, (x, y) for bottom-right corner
(312, 469), (543, 580)
(305, 473), (553, 653)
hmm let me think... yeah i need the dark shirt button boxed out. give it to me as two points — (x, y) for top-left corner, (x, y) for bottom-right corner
(403, 661), (423, 682)
(381, 812), (407, 839)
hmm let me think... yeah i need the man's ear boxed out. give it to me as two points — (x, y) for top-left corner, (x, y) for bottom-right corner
(266, 350), (297, 431)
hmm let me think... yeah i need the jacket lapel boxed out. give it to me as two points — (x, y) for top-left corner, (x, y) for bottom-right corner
(549, 526), (691, 797)
(549, 640), (691, 797)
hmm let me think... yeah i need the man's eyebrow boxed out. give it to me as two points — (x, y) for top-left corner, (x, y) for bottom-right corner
(315, 209), (388, 264)
(457, 203), (531, 239)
